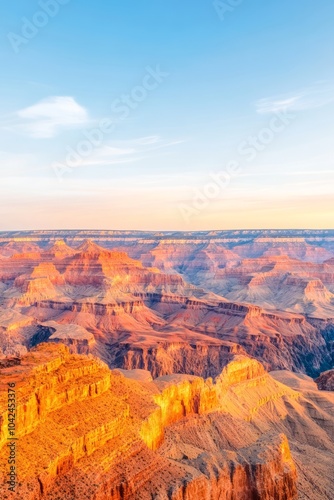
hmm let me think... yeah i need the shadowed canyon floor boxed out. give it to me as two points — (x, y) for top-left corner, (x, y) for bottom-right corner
(0, 344), (334, 499)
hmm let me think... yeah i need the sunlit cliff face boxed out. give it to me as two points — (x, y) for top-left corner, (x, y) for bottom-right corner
(0, 345), (303, 499)
(139, 357), (268, 450)
(1, 330), (334, 499)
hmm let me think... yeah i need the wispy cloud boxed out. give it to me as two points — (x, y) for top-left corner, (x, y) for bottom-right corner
(77, 144), (139, 168)
(57, 136), (184, 170)
(255, 83), (334, 114)
(7, 96), (89, 138)
(87, 136), (185, 167)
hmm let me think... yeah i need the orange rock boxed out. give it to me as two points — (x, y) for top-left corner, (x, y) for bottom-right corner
(1, 344), (333, 499)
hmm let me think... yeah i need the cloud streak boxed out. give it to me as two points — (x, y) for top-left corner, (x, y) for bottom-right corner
(255, 83), (334, 114)
(9, 96), (89, 138)
(53, 135), (184, 174)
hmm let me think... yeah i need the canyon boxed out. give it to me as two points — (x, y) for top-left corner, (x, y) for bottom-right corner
(1, 343), (334, 499)
(0, 230), (333, 499)
(0, 230), (333, 378)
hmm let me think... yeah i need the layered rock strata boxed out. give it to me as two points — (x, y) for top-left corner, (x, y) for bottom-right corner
(1, 344), (334, 499)
(0, 237), (333, 378)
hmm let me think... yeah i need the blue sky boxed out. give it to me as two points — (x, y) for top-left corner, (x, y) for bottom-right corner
(0, 0), (333, 230)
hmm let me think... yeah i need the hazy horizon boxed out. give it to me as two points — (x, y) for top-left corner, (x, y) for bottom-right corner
(1, 228), (334, 234)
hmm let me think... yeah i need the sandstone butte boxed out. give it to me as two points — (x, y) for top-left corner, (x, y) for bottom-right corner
(0, 344), (334, 499)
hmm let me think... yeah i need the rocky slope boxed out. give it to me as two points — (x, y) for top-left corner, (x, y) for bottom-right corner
(1, 344), (333, 499)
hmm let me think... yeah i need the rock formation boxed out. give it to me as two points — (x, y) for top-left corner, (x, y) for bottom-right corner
(0, 230), (333, 498)
(1, 344), (333, 499)
(0, 233), (333, 378)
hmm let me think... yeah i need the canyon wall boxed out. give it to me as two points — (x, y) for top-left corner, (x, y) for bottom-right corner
(1, 344), (333, 499)
(0, 344), (304, 499)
